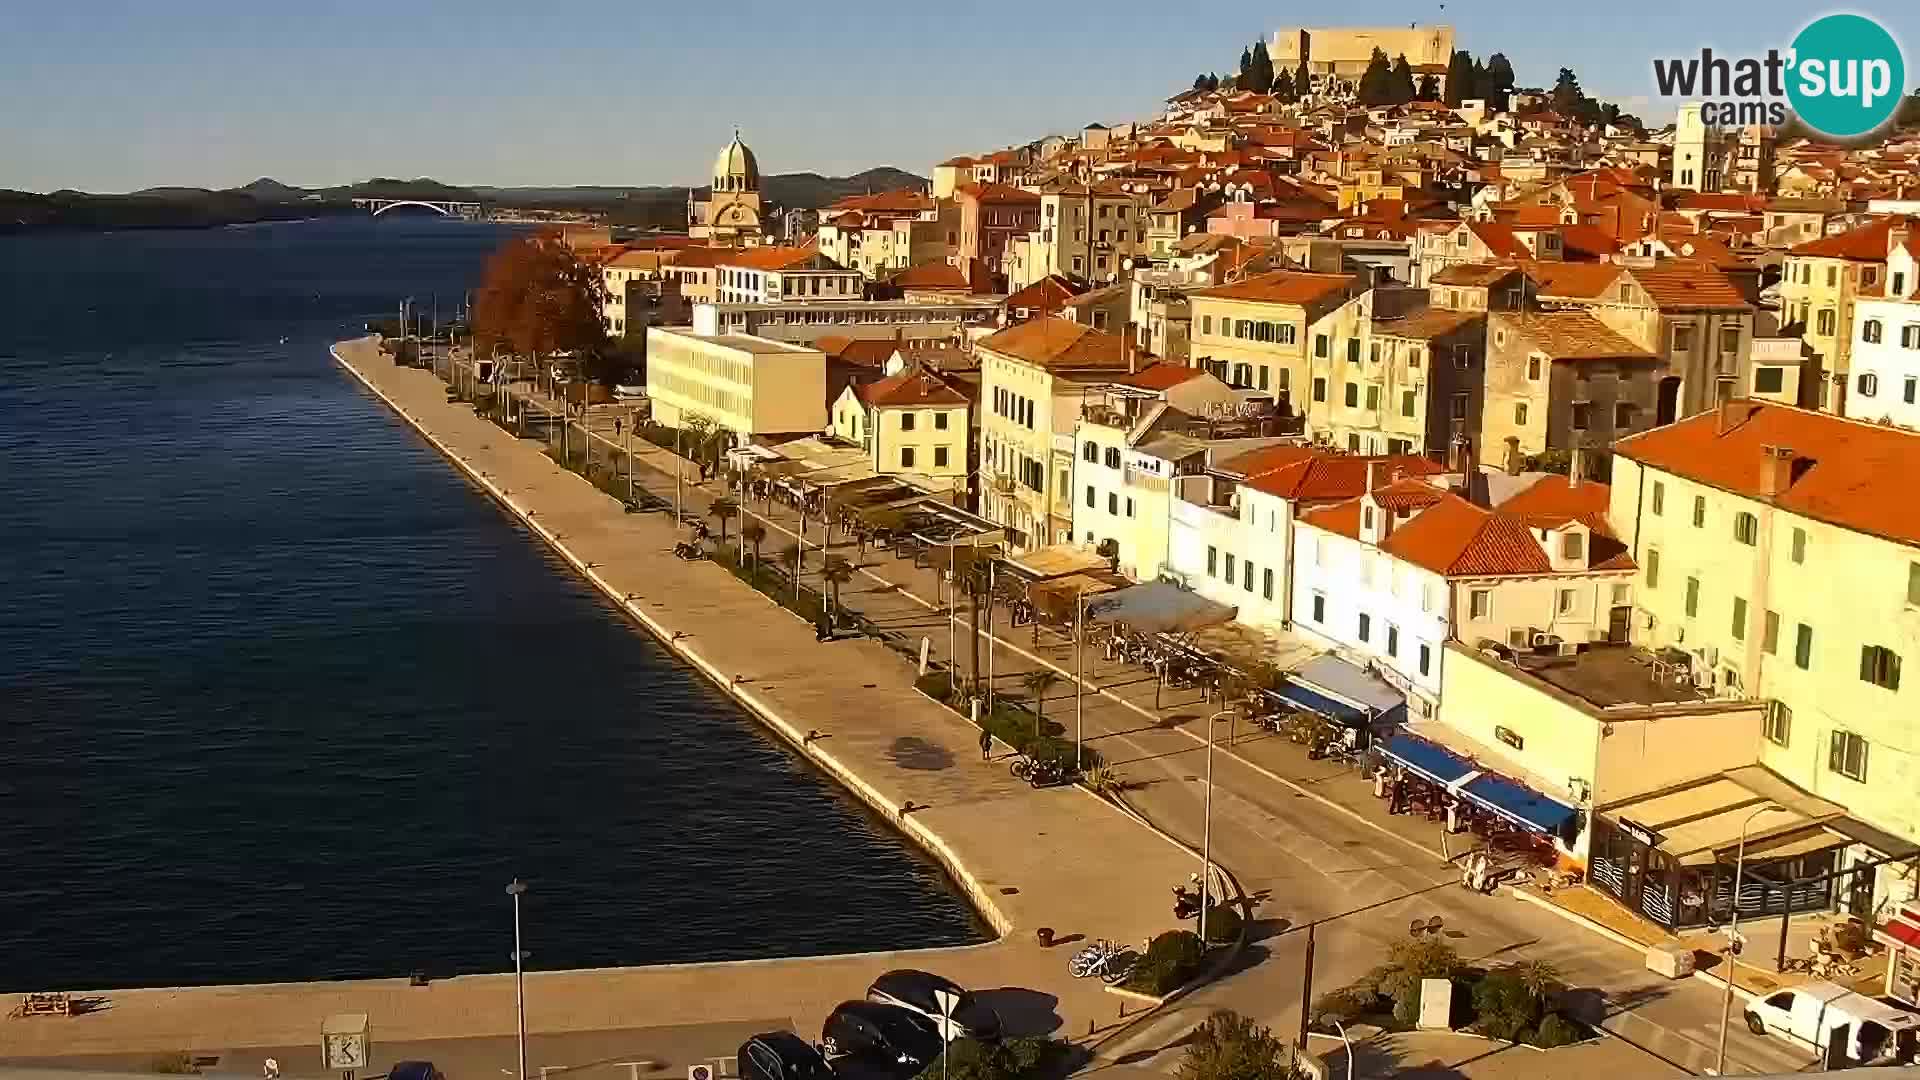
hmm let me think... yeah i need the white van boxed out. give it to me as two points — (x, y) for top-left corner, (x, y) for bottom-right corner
(1744, 979), (1920, 1065)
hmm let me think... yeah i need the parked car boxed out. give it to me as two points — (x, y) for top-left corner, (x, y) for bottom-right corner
(866, 969), (1002, 1042)
(1744, 980), (1920, 1064)
(387, 1062), (444, 1080)
(737, 1031), (832, 1080)
(820, 1001), (942, 1070)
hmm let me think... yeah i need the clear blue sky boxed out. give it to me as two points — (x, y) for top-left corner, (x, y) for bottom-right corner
(3, 0), (1914, 194)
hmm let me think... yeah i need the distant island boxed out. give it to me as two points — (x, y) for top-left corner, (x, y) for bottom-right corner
(0, 167), (928, 234)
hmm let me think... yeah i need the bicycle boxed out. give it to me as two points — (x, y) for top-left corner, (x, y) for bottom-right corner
(1067, 939), (1137, 984)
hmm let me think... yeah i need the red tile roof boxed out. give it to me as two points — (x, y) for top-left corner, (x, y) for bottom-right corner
(1004, 274), (1084, 312)
(1244, 454), (1447, 503)
(978, 316), (1130, 370)
(1497, 475), (1615, 534)
(1191, 270), (1355, 306)
(1615, 401), (1920, 548)
(1627, 261), (1752, 311)
(1789, 215), (1919, 260)
(1109, 363), (1205, 391)
(959, 181), (1040, 205)
(889, 261), (972, 291)
(859, 369), (969, 408)
(1499, 311), (1657, 361)
(722, 245), (827, 271)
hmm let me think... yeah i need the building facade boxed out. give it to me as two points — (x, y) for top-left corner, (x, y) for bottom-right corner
(644, 328), (827, 437)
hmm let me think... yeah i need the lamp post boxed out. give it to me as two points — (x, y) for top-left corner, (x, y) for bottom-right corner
(1326, 1017), (1352, 1080)
(1715, 803), (1786, 1076)
(1073, 587), (1089, 773)
(1197, 708), (1235, 943)
(506, 879), (529, 1080)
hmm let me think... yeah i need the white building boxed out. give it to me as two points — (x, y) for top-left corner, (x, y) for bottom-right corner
(714, 248), (864, 305)
(1844, 237), (1920, 430)
(644, 328), (827, 438)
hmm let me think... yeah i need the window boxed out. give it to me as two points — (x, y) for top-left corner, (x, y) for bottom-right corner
(1754, 367), (1785, 394)
(1108, 492), (1118, 515)
(933, 412), (948, 431)
(1557, 588), (1576, 615)
(1692, 496), (1706, 528)
(1829, 730), (1869, 782)
(1651, 481), (1665, 515)
(1347, 338), (1361, 364)
(1125, 498), (1134, 518)
(934, 446), (948, 467)
(1262, 568), (1273, 600)
(1572, 403), (1592, 430)
(1526, 356), (1541, 380)
(1403, 391), (1416, 417)
(1085, 485), (1095, 508)
(1791, 528), (1806, 564)
(1244, 562), (1255, 593)
(1860, 644), (1902, 690)
(1764, 701), (1791, 747)
(1720, 325), (1740, 354)
(1672, 325), (1694, 353)
(1864, 319), (1884, 344)
(1104, 447), (1121, 469)
(1312, 377), (1327, 402)
(1365, 385), (1380, 411)
(1817, 308), (1836, 336)
(1386, 624), (1399, 656)
(1859, 373), (1879, 397)
(1344, 382), (1359, 408)
(1896, 271), (1909, 295)
(1763, 610), (1780, 654)
(1907, 377), (1918, 404)
(1224, 553), (1236, 579)
(1795, 622), (1814, 669)
(1207, 546), (1218, 576)
(1357, 612), (1371, 642)
(1312, 592), (1326, 622)
(1469, 589), (1491, 619)
(1561, 532), (1585, 559)
(900, 447), (916, 468)
(1684, 576), (1700, 617)
(901, 412), (915, 431)
(1733, 512), (1758, 545)
(1827, 265), (1839, 287)
(1418, 644), (1431, 676)
(1910, 562), (1920, 606)
(1731, 596), (1748, 640)
(1315, 334), (1329, 358)
(1615, 403), (1635, 429)
(1202, 315), (1212, 335)
(1083, 440), (1097, 462)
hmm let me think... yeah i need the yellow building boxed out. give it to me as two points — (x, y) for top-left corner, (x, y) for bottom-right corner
(976, 318), (1133, 549)
(644, 328), (826, 438)
(829, 367), (971, 490)
(1611, 401), (1920, 902)
(1779, 215), (1917, 413)
(1271, 25), (1454, 98)
(1187, 270), (1363, 410)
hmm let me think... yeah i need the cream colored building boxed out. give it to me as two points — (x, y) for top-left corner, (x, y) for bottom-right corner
(1272, 25), (1454, 98)
(1780, 215), (1917, 413)
(1037, 181), (1153, 285)
(1187, 270), (1364, 409)
(976, 318), (1134, 550)
(830, 367), (970, 489)
(644, 328), (826, 438)
(1611, 401), (1920, 893)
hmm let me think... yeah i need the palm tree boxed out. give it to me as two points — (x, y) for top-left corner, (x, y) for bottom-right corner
(1021, 669), (1062, 741)
(708, 496), (738, 549)
(742, 521), (767, 581)
(778, 542), (803, 603)
(821, 556), (855, 629)
(1512, 958), (1564, 1004)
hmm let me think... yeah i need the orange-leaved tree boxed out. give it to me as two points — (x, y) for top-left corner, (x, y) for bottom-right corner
(471, 234), (611, 380)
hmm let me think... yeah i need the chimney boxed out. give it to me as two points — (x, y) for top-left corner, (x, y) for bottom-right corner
(1504, 436), (1523, 476)
(1715, 377), (1741, 434)
(1759, 444), (1796, 498)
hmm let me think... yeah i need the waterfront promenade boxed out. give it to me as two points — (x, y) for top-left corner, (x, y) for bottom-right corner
(0, 341), (1197, 1066)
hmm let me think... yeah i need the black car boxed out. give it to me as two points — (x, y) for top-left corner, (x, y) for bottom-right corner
(820, 1001), (943, 1069)
(738, 1031), (833, 1080)
(866, 969), (1002, 1042)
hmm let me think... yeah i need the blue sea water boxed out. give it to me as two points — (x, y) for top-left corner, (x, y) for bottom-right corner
(0, 215), (985, 991)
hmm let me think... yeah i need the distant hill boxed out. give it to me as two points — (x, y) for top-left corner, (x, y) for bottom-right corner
(231, 178), (307, 202)
(0, 188), (351, 233)
(474, 166), (929, 212)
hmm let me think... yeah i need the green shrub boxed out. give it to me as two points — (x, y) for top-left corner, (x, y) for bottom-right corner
(1471, 968), (1540, 1043)
(1310, 984), (1384, 1029)
(1531, 1011), (1586, 1048)
(1202, 903), (1243, 944)
(1378, 938), (1463, 1025)
(1176, 1010), (1308, 1080)
(916, 1036), (1070, 1080)
(148, 1053), (197, 1075)
(915, 672), (953, 702)
(1129, 929), (1207, 994)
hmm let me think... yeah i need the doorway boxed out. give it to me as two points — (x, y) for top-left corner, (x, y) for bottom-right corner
(1657, 377), (1682, 426)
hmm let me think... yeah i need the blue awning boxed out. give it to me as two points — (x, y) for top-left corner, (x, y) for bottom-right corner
(1379, 733), (1476, 787)
(1274, 680), (1368, 726)
(1460, 773), (1579, 836)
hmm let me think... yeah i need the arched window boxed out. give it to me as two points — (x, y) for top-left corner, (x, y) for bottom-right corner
(1863, 319), (1883, 344)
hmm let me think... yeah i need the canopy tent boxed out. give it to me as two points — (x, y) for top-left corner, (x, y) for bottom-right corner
(1290, 654), (1406, 722)
(1029, 572), (1126, 622)
(1274, 681), (1370, 726)
(1459, 772), (1579, 836)
(1081, 581), (1238, 636)
(1377, 732), (1477, 788)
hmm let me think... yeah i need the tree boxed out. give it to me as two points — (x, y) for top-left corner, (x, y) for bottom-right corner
(778, 542), (803, 603)
(1512, 958), (1565, 1003)
(1021, 669), (1061, 740)
(742, 521), (767, 581)
(821, 556), (854, 628)
(1272, 66), (1297, 103)
(1389, 54), (1417, 105)
(1193, 73), (1211, 91)
(1486, 52), (1517, 110)
(1443, 50), (1473, 107)
(1238, 46), (1253, 84)
(707, 495), (738, 549)
(914, 1037), (1070, 1080)
(1378, 937), (1463, 1026)
(1417, 73), (1440, 101)
(1357, 47), (1395, 106)
(1177, 1011), (1306, 1080)
(1551, 67), (1583, 117)
(1247, 40), (1275, 95)
(1469, 58), (1490, 105)
(471, 235), (609, 381)
(680, 412), (719, 480)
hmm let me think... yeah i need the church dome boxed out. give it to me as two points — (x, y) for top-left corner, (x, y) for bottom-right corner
(712, 131), (760, 192)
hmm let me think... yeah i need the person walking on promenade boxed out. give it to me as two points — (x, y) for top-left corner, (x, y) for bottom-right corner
(979, 727), (993, 761)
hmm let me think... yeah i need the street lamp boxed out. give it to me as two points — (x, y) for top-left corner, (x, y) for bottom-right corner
(1715, 803), (1786, 1076)
(1324, 1016), (1353, 1080)
(1197, 708), (1235, 943)
(506, 879), (530, 1080)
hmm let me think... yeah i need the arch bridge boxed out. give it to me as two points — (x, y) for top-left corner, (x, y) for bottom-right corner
(352, 198), (484, 219)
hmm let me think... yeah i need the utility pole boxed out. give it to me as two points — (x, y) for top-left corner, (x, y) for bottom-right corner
(506, 879), (529, 1080)
(1297, 922), (1317, 1050)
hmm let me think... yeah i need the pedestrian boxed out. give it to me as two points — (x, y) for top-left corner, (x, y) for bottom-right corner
(979, 727), (993, 761)
(614, 416), (622, 438)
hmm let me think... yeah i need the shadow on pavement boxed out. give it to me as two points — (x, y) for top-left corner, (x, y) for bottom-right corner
(974, 987), (1062, 1037)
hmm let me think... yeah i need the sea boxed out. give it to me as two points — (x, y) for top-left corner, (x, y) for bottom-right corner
(0, 214), (986, 991)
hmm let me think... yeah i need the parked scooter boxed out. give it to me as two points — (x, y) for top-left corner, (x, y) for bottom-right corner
(1171, 874), (1203, 920)
(672, 540), (704, 560)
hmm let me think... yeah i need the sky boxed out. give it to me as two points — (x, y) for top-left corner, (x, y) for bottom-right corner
(4, 0), (1917, 194)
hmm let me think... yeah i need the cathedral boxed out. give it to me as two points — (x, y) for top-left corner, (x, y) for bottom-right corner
(688, 130), (764, 245)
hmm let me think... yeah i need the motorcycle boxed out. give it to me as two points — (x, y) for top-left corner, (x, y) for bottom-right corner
(1172, 876), (1202, 920)
(672, 540), (704, 560)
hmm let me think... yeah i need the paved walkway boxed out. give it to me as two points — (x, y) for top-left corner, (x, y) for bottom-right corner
(0, 341), (1196, 1064)
(525, 380), (1815, 1078)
